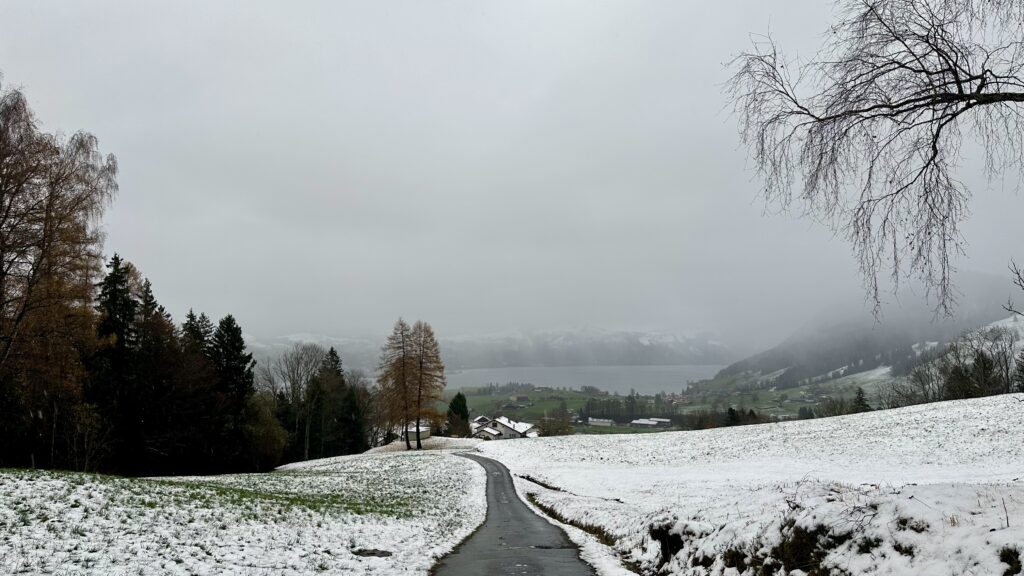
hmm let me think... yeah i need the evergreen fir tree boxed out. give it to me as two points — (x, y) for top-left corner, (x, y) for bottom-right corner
(539, 400), (573, 436)
(446, 392), (471, 437)
(91, 254), (142, 473)
(726, 407), (741, 426)
(181, 310), (215, 355)
(313, 347), (347, 458)
(338, 385), (368, 454)
(322, 347), (344, 380)
(134, 279), (182, 474)
(96, 254), (138, 351)
(852, 387), (872, 413)
(1015, 350), (1024, 393)
(210, 315), (255, 414)
(210, 315), (255, 467)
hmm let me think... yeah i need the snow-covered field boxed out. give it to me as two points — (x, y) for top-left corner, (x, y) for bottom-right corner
(362, 436), (482, 454)
(0, 450), (485, 575)
(478, 394), (1024, 575)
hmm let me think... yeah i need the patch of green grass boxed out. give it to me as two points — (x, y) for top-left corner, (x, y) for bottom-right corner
(2, 466), (418, 522)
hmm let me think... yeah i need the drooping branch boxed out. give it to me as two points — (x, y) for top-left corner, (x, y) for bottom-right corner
(728, 0), (1024, 313)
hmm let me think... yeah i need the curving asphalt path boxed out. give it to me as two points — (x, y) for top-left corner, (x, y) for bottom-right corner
(432, 453), (595, 576)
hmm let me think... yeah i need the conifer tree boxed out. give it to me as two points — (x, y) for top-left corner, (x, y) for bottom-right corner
(539, 400), (573, 436)
(210, 315), (255, 466)
(133, 279), (181, 473)
(314, 347), (346, 458)
(91, 254), (141, 472)
(726, 407), (741, 426)
(446, 392), (471, 437)
(378, 318), (415, 449)
(181, 310), (215, 355)
(96, 254), (138, 352)
(338, 385), (368, 454)
(1015, 350), (1024, 393)
(410, 321), (445, 450)
(851, 387), (872, 413)
(211, 315), (255, 415)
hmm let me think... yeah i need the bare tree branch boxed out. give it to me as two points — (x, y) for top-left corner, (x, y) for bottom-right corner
(728, 0), (1024, 313)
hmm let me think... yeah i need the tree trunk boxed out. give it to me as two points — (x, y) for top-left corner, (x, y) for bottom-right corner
(319, 406), (326, 458)
(304, 406), (311, 461)
(415, 356), (423, 450)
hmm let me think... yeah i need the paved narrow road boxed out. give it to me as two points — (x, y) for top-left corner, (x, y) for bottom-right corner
(432, 453), (596, 576)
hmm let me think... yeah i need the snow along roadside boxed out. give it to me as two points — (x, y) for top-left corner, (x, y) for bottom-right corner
(506, 471), (640, 576)
(478, 394), (1024, 575)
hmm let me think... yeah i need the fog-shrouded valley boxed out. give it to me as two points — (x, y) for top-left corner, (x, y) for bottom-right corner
(3, 1), (1024, 575)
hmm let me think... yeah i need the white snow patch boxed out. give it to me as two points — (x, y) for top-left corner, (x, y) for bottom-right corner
(478, 394), (1024, 575)
(1, 450), (486, 575)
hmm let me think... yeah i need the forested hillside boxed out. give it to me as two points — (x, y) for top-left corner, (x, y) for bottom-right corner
(715, 277), (1009, 389)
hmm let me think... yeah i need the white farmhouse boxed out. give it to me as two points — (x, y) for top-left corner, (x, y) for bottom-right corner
(492, 416), (538, 439)
(471, 415), (538, 440)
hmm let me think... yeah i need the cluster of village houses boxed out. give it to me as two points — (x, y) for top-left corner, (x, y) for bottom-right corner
(587, 417), (673, 428)
(470, 415), (540, 440)
(465, 414), (675, 441)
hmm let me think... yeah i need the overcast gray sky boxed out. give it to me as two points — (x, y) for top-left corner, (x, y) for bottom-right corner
(1, 1), (1020, 349)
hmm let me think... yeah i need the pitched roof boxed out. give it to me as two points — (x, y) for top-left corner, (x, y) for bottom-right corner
(494, 416), (535, 434)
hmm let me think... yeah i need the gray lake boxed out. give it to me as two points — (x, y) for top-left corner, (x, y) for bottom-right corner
(445, 364), (724, 395)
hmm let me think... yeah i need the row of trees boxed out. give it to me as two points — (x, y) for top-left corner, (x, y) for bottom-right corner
(0, 250), (281, 474)
(580, 391), (676, 423)
(5, 247), (448, 472)
(879, 326), (1024, 408)
(0, 80), (418, 474)
(256, 344), (370, 464)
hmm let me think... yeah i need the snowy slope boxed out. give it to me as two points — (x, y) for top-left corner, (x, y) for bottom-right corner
(0, 450), (485, 575)
(478, 394), (1024, 575)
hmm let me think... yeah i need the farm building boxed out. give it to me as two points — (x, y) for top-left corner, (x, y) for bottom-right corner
(470, 415), (538, 440)
(630, 418), (660, 427)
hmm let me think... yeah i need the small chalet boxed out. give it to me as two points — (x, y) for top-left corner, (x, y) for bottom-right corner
(474, 426), (502, 441)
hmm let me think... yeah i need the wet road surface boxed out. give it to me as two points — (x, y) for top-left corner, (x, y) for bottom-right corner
(432, 453), (595, 576)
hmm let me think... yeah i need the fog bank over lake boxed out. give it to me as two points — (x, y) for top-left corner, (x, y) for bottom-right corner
(446, 364), (724, 396)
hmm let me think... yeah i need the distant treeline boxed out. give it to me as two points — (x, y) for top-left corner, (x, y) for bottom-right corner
(579, 392), (775, 429)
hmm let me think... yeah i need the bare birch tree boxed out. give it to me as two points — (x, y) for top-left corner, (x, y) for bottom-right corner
(728, 0), (1024, 313)
(0, 81), (117, 374)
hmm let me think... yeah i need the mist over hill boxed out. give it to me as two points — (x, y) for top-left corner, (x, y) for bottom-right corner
(715, 271), (1014, 386)
(247, 329), (736, 372)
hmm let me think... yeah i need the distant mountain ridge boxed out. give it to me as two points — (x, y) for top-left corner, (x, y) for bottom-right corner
(247, 328), (735, 372)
